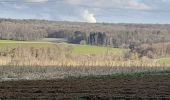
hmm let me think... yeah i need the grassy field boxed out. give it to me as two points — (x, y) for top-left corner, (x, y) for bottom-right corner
(0, 40), (169, 67)
(0, 40), (51, 43)
(72, 44), (123, 54)
(0, 40), (53, 49)
(0, 40), (169, 80)
(0, 40), (123, 54)
(159, 58), (170, 64)
(0, 65), (169, 80)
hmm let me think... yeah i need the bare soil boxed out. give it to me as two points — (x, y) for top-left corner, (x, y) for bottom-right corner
(0, 75), (170, 99)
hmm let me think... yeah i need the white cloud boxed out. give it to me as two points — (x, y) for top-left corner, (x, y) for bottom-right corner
(24, 0), (48, 3)
(81, 10), (96, 23)
(66, 0), (151, 10)
(0, 0), (49, 3)
(162, 0), (168, 2)
(14, 4), (27, 9)
(2, 0), (167, 23)
(127, 0), (151, 10)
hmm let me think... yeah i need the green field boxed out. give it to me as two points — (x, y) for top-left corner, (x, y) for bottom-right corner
(159, 58), (170, 64)
(0, 40), (53, 49)
(0, 40), (123, 54)
(0, 40), (51, 43)
(72, 44), (123, 54)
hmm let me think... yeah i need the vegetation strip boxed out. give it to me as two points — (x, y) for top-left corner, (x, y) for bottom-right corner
(65, 70), (170, 80)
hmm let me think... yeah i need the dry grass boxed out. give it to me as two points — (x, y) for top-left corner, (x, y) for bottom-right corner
(0, 65), (169, 80)
(0, 44), (169, 67)
(0, 44), (169, 80)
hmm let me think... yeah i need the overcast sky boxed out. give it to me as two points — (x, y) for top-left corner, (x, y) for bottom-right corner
(0, 0), (170, 23)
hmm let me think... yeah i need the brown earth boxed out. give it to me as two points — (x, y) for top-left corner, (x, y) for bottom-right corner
(0, 75), (170, 99)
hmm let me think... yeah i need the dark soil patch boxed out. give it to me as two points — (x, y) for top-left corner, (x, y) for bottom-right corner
(0, 75), (170, 99)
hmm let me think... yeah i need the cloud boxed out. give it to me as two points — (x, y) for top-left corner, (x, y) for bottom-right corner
(161, 0), (168, 2)
(81, 10), (96, 23)
(127, 0), (151, 10)
(66, 0), (151, 10)
(24, 0), (48, 3)
(1, 0), (170, 24)
(0, 0), (49, 3)
(14, 4), (27, 9)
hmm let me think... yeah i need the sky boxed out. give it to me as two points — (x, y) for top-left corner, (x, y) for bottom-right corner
(0, 0), (170, 24)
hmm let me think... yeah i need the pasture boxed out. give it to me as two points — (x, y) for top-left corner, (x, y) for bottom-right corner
(0, 40), (169, 81)
(0, 40), (123, 54)
(0, 40), (169, 67)
(0, 40), (53, 49)
(72, 44), (123, 54)
(159, 58), (170, 64)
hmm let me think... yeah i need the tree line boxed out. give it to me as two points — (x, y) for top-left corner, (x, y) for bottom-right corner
(0, 18), (170, 48)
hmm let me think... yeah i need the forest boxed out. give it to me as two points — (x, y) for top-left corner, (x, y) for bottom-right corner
(0, 18), (169, 59)
(0, 18), (170, 45)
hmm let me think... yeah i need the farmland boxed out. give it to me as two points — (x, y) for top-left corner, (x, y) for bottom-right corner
(0, 40), (169, 99)
(0, 19), (169, 99)
(0, 40), (169, 81)
(0, 40), (122, 54)
(0, 40), (53, 50)
(1, 74), (170, 99)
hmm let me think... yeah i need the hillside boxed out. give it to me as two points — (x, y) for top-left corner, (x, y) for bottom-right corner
(0, 19), (170, 47)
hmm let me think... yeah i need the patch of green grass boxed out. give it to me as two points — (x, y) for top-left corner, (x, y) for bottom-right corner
(65, 70), (170, 80)
(72, 44), (123, 54)
(0, 40), (54, 50)
(0, 40), (123, 54)
(0, 40), (14, 42)
(0, 40), (51, 43)
(112, 70), (170, 77)
(158, 58), (170, 64)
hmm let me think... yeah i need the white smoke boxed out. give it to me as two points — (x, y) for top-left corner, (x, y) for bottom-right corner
(82, 10), (96, 23)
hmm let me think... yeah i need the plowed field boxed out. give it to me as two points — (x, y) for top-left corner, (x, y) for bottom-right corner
(0, 75), (170, 99)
